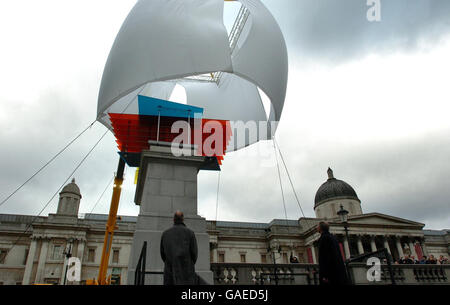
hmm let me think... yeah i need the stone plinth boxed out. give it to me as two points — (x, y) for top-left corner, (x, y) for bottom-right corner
(126, 147), (214, 284)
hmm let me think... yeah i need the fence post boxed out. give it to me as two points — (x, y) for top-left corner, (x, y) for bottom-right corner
(134, 241), (148, 285)
(384, 248), (396, 285)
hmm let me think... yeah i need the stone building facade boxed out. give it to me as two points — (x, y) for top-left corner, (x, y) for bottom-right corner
(0, 170), (448, 285)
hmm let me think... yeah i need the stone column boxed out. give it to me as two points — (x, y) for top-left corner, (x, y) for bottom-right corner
(408, 238), (418, 259)
(22, 238), (37, 285)
(343, 236), (351, 259)
(383, 236), (391, 255)
(77, 238), (86, 265)
(357, 236), (364, 255)
(126, 148), (216, 284)
(309, 245), (317, 264)
(396, 236), (404, 258)
(210, 242), (218, 263)
(60, 248), (68, 285)
(314, 245), (319, 264)
(35, 238), (49, 283)
(370, 235), (377, 252)
(420, 238), (429, 256)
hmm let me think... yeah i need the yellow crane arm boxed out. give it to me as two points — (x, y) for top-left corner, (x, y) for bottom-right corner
(87, 158), (125, 285)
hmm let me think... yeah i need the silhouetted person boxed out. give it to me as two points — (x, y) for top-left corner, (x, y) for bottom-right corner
(160, 211), (198, 285)
(317, 222), (349, 285)
(290, 254), (299, 263)
(419, 256), (427, 264)
(427, 254), (437, 264)
(404, 255), (413, 264)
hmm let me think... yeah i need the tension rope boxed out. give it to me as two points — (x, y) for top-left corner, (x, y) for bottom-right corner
(215, 171), (221, 222)
(272, 138), (289, 226)
(0, 120), (97, 208)
(88, 174), (115, 215)
(4, 129), (109, 260)
(3, 95), (140, 261)
(273, 139), (315, 235)
(273, 139), (306, 218)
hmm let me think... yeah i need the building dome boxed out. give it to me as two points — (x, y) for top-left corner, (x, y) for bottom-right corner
(60, 178), (81, 197)
(314, 168), (359, 209)
(57, 178), (81, 217)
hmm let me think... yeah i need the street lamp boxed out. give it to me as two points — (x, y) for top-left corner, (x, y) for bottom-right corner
(63, 238), (74, 285)
(337, 204), (349, 241)
(265, 228), (281, 285)
(337, 205), (352, 283)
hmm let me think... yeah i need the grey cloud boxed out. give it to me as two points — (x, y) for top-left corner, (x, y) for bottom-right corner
(264, 0), (450, 64)
(0, 85), (120, 216)
(0, 1), (449, 231)
(203, 128), (450, 228)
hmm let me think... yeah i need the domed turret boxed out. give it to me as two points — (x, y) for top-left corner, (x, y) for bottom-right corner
(314, 168), (362, 219)
(60, 178), (81, 196)
(56, 178), (82, 217)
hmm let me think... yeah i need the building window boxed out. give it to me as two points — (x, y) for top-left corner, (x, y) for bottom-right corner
(240, 253), (246, 263)
(112, 249), (120, 264)
(261, 254), (267, 264)
(52, 245), (63, 260)
(218, 252), (225, 263)
(0, 249), (8, 264)
(87, 248), (96, 262)
(111, 268), (122, 285)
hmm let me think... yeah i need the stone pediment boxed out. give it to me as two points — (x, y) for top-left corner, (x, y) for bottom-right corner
(347, 213), (424, 228)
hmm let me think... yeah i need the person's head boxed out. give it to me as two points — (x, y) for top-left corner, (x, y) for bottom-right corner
(173, 210), (184, 224)
(430, 255), (435, 259)
(317, 221), (330, 234)
(422, 255), (427, 260)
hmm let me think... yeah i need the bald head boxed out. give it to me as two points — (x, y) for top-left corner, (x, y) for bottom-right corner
(174, 210), (184, 224)
(317, 221), (329, 233)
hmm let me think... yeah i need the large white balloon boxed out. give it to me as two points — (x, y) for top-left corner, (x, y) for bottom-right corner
(97, 0), (288, 151)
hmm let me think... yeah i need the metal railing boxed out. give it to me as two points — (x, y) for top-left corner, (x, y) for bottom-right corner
(211, 263), (320, 285)
(345, 248), (396, 285)
(210, 262), (450, 285)
(134, 241), (164, 285)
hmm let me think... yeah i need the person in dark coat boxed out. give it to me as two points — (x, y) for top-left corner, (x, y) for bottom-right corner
(160, 211), (198, 285)
(317, 222), (349, 285)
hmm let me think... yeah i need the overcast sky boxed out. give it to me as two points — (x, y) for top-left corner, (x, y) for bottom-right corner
(0, 0), (449, 230)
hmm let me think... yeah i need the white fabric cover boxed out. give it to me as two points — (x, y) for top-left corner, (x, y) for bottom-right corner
(98, 0), (232, 116)
(98, 82), (176, 128)
(180, 73), (267, 151)
(97, 0), (288, 151)
(232, 0), (288, 125)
